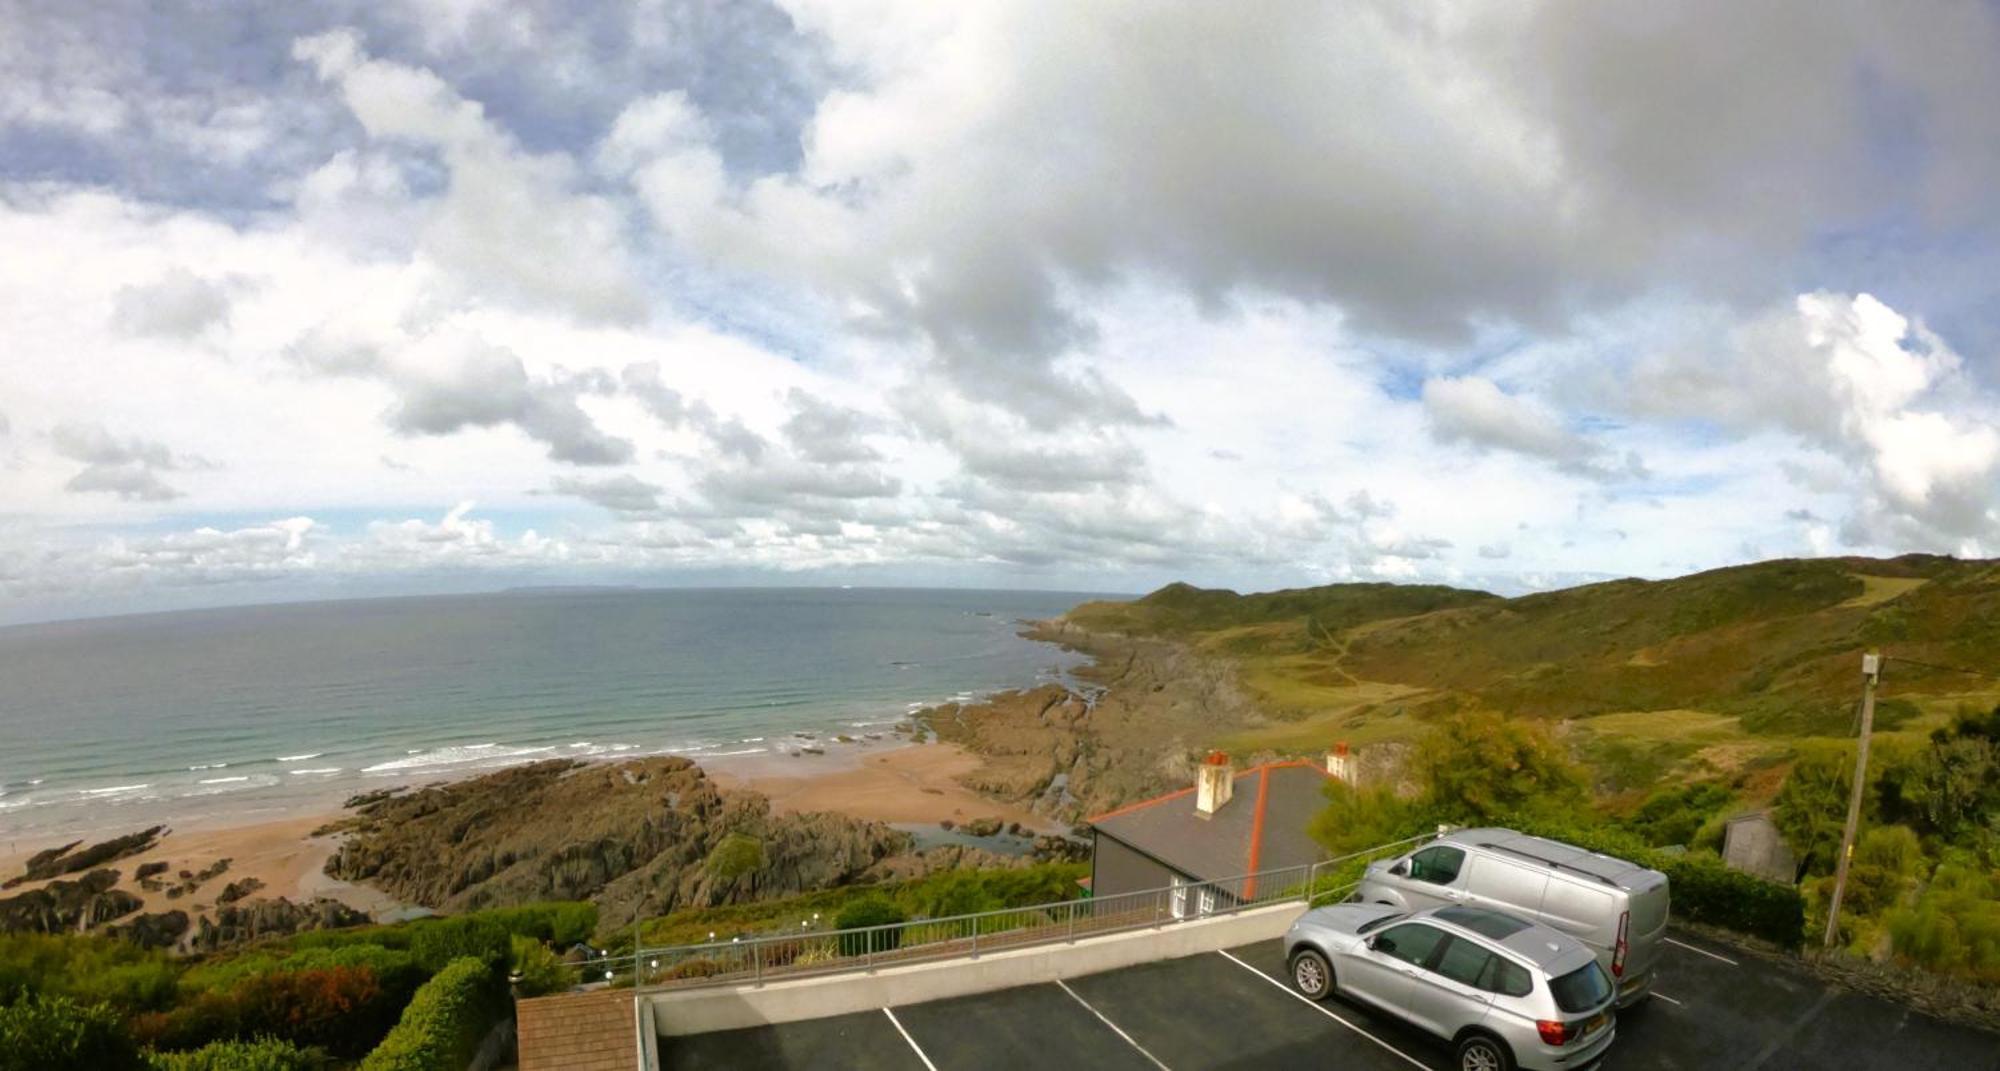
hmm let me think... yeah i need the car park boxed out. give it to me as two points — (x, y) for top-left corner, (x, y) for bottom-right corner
(1355, 828), (1669, 1008)
(1284, 903), (1617, 1071)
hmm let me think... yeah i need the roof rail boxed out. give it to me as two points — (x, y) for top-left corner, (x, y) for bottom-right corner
(1475, 841), (1621, 888)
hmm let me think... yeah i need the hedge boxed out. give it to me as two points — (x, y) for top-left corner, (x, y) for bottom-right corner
(359, 958), (507, 1071)
(1510, 818), (1806, 949)
(833, 897), (907, 957)
(0, 993), (143, 1071)
(147, 1036), (327, 1071)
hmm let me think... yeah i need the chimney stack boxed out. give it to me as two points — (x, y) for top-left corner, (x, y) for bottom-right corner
(1195, 751), (1234, 817)
(1326, 741), (1357, 786)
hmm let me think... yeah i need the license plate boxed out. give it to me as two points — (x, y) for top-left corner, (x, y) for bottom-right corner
(1619, 974), (1646, 994)
(1582, 1012), (1609, 1037)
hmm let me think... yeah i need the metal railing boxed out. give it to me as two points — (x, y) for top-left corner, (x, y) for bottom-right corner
(602, 829), (1436, 993)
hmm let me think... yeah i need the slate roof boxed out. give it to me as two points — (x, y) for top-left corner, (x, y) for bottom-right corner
(1087, 761), (1333, 888)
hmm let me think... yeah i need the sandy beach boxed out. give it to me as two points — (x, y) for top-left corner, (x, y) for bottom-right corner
(0, 738), (1040, 931)
(705, 739), (1056, 831)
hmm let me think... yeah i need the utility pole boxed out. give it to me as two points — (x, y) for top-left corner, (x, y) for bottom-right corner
(1823, 651), (1881, 950)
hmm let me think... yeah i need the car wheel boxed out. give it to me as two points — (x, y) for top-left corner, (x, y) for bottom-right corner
(1289, 949), (1334, 1001)
(1455, 1034), (1512, 1071)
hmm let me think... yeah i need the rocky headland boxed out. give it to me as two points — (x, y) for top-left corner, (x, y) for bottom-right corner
(324, 755), (1050, 930)
(918, 621), (1259, 821)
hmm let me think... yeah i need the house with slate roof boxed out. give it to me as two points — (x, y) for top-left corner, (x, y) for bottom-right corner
(1084, 749), (1350, 916)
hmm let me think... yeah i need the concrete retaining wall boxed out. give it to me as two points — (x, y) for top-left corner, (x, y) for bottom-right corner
(642, 900), (1307, 1040)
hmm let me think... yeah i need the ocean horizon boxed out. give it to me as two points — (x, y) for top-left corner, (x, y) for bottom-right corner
(0, 587), (1103, 842)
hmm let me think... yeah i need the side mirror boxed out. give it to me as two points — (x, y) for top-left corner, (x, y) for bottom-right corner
(1388, 860), (1409, 878)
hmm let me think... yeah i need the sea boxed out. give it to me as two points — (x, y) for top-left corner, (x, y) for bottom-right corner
(0, 587), (1101, 841)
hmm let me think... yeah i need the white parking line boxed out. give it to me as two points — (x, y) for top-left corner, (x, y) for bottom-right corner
(882, 1007), (939, 1071)
(1652, 992), (1685, 1006)
(1664, 937), (1740, 966)
(1055, 978), (1174, 1071)
(1217, 950), (1435, 1071)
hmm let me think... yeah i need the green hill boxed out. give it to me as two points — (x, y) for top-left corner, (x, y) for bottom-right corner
(1063, 555), (2000, 792)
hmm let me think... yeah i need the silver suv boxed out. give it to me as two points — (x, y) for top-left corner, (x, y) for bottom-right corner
(1285, 903), (1617, 1071)
(1354, 828), (1669, 1008)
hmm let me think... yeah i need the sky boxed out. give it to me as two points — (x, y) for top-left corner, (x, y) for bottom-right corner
(4, 2), (2000, 625)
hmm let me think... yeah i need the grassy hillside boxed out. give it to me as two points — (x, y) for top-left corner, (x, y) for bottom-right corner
(1064, 555), (2000, 793)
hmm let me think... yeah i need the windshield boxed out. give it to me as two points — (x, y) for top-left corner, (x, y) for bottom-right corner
(1549, 961), (1613, 1013)
(1356, 912), (1406, 935)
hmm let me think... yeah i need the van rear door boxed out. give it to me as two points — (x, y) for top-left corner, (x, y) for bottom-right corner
(1622, 873), (1670, 979)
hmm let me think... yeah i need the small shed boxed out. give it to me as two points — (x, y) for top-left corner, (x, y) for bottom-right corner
(1721, 811), (1797, 884)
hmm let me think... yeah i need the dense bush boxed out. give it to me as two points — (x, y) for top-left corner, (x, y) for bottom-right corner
(466, 903), (598, 949)
(833, 898), (906, 957)
(1885, 864), (2000, 983)
(408, 917), (510, 974)
(146, 1036), (328, 1071)
(0, 932), (180, 1013)
(359, 957), (506, 1071)
(0, 993), (143, 1071)
(1409, 711), (1587, 823)
(508, 936), (574, 998)
(133, 966), (398, 1060)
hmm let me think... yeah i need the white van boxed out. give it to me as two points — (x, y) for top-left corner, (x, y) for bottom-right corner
(1354, 827), (1670, 1008)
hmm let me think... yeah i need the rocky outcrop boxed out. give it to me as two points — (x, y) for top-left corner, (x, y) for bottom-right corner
(215, 878), (264, 905)
(188, 897), (370, 953)
(3, 827), (165, 888)
(0, 869), (143, 933)
(328, 757), (915, 930)
(921, 626), (1257, 820)
(107, 910), (190, 950)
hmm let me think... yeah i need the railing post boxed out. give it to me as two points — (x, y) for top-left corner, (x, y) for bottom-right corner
(752, 939), (762, 984)
(1066, 901), (1076, 943)
(971, 919), (980, 958)
(866, 931), (875, 971)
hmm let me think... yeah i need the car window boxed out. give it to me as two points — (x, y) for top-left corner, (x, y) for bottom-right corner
(1476, 953), (1533, 997)
(1549, 961), (1614, 1012)
(1407, 845), (1465, 885)
(1372, 923), (1447, 968)
(1356, 912), (1407, 935)
(1432, 936), (1494, 987)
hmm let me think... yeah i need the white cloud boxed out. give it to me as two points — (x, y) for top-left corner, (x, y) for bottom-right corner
(1423, 375), (1639, 480)
(112, 269), (231, 340)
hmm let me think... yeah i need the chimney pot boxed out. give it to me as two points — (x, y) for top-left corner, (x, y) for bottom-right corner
(1196, 752), (1234, 816)
(1326, 742), (1357, 786)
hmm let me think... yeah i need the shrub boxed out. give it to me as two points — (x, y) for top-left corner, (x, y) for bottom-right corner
(146, 1036), (328, 1071)
(0, 993), (143, 1071)
(469, 903), (598, 949)
(1410, 711), (1587, 823)
(507, 936), (574, 998)
(0, 932), (180, 1014)
(833, 897), (906, 957)
(359, 958), (506, 1071)
(133, 966), (398, 1060)
(408, 917), (510, 974)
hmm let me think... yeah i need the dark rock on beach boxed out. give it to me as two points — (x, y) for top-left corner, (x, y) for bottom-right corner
(188, 897), (370, 953)
(107, 910), (191, 949)
(0, 869), (144, 933)
(3, 826), (167, 888)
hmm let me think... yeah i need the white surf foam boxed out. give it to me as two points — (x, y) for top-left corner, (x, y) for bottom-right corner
(276, 753), (323, 763)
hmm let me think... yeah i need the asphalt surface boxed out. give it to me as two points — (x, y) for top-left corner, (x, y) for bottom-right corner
(660, 930), (2000, 1070)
